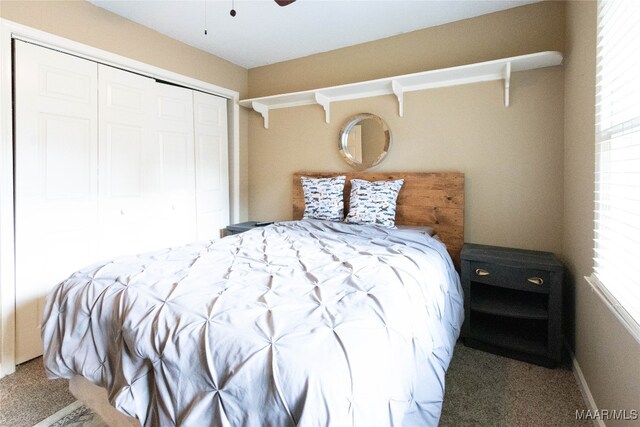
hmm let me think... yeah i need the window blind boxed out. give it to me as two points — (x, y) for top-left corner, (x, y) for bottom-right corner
(593, 0), (640, 332)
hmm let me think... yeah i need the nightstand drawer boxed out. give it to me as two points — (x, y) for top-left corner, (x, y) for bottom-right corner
(469, 261), (550, 293)
(505, 267), (550, 292)
(468, 261), (500, 285)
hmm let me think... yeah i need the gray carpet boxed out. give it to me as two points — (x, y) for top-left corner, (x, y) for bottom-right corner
(0, 358), (74, 427)
(31, 401), (106, 427)
(440, 344), (590, 427)
(1, 343), (589, 426)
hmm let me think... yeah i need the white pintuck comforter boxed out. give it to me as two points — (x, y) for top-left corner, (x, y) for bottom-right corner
(42, 219), (464, 426)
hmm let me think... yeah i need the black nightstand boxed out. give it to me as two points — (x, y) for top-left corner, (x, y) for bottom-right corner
(460, 243), (564, 367)
(225, 221), (273, 236)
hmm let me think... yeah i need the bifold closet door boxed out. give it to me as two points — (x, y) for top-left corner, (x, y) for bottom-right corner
(98, 65), (198, 258)
(149, 83), (197, 249)
(14, 41), (99, 363)
(14, 43), (230, 363)
(97, 64), (156, 259)
(194, 91), (229, 239)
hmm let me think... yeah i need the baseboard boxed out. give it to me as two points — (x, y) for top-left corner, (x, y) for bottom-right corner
(567, 343), (605, 427)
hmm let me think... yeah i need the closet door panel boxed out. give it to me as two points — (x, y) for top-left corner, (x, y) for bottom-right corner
(150, 83), (196, 249)
(194, 92), (229, 239)
(44, 118), (93, 197)
(106, 126), (144, 198)
(98, 64), (155, 259)
(14, 41), (98, 363)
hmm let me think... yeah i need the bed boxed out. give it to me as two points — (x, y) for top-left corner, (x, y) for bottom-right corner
(42, 172), (465, 427)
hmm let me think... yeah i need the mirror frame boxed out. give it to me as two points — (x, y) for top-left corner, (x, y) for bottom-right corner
(338, 113), (392, 170)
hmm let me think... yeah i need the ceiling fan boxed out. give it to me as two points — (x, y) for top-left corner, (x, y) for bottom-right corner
(205, 0), (296, 33)
(229, 0), (296, 17)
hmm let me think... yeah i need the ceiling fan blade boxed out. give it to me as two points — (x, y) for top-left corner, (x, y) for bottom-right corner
(274, 0), (296, 6)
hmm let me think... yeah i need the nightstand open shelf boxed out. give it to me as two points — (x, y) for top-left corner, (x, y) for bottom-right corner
(469, 312), (548, 357)
(470, 284), (548, 320)
(461, 243), (563, 367)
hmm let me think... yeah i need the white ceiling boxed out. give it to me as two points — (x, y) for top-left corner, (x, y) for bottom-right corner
(89, 0), (540, 69)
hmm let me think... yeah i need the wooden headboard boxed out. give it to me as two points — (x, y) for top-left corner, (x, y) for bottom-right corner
(293, 172), (464, 268)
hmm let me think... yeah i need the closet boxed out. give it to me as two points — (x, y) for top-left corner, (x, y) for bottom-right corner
(14, 41), (229, 363)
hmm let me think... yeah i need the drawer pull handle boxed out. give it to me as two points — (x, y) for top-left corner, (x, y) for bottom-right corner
(475, 268), (490, 276)
(528, 277), (544, 286)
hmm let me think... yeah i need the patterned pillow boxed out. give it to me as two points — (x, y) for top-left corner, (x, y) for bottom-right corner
(345, 179), (404, 228)
(301, 175), (346, 221)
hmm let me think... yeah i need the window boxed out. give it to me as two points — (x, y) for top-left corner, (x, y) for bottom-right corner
(593, 0), (640, 335)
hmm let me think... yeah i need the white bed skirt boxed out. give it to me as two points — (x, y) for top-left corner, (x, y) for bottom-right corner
(69, 376), (139, 427)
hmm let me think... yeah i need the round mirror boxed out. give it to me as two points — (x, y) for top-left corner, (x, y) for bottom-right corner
(338, 113), (391, 169)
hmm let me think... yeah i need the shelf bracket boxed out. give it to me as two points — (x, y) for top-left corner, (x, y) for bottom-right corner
(391, 80), (404, 117)
(252, 101), (269, 129)
(315, 93), (331, 124)
(504, 62), (512, 107)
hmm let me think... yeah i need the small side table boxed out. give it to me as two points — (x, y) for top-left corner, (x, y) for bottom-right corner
(460, 243), (564, 367)
(226, 221), (273, 236)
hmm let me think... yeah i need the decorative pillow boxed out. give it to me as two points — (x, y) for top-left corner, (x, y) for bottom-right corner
(301, 175), (346, 221)
(345, 179), (404, 227)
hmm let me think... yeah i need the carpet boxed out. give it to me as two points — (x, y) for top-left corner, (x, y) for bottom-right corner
(31, 401), (105, 427)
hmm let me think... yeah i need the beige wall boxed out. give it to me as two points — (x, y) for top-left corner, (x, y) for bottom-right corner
(249, 1), (565, 98)
(563, 2), (640, 424)
(1, 0), (250, 219)
(248, 2), (565, 255)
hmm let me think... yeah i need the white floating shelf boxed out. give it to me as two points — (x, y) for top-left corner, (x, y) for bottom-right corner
(240, 51), (563, 129)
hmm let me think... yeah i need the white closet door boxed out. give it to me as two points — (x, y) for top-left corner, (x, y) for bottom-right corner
(148, 83), (196, 249)
(97, 64), (156, 259)
(13, 44), (230, 363)
(194, 92), (229, 239)
(14, 41), (98, 363)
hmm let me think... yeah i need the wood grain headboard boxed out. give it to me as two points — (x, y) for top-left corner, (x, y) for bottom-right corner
(293, 172), (464, 268)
